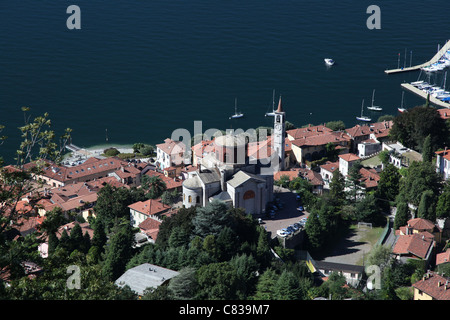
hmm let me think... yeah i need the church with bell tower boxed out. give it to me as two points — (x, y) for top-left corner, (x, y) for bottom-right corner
(273, 96), (286, 171)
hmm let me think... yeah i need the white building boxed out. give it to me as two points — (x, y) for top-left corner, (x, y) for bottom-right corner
(155, 138), (188, 170)
(436, 149), (450, 180)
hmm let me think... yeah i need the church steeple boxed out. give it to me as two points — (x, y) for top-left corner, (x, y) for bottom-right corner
(273, 95), (286, 171)
(276, 96), (283, 113)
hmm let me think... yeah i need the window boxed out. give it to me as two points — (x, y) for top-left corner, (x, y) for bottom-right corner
(188, 195), (192, 203)
(196, 196), (200, 203)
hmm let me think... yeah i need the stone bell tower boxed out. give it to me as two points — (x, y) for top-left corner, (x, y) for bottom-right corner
(273, 96), (286, 171)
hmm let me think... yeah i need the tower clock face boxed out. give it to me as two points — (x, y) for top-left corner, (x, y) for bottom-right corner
(275, 123), (281, 131)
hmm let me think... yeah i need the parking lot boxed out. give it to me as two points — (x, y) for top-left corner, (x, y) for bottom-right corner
(260, 186), (309, 239)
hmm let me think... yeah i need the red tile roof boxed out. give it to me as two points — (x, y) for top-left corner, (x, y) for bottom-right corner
(359, 167), (380, 189)
(413, 271), (450, 300)
(407, 218), (437, 232)
(287, 125), (333, 140)
(274, 170), (299, 181)
(138, 217), (161, 240)
(393, 233), (434, 259)
(145, 170), (182, 190)
(128, 199), (171, 216)
(291, 131), (351, 148)
(437, 249), (450, 266)
(156, 138), (186, 155)
(339, 153), (360, 162)
(320, 161), (339, 173)
(437, 108), (450, 120)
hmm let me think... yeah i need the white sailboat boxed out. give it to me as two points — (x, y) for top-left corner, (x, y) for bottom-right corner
(356, 99), (371, 122)
(398, 91), (406, 113)
(229, 98), (244, 119)
(265, 89), (276, 117)
(367, 89), (383, 111)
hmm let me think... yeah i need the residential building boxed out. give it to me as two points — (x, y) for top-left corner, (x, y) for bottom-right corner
(129, 199), (172, 227)
(24, 157), (134, 188)
(345, 121), (393, 153)
(115, 263), (179, 297)
(338, 153), (360, 177)
(436, 249), (450, 267)
(319, 161), (339, 190)
(314, 261), (365, 288)
(156, 138), (188, 170)
(413, 271), (450, 300)
(436, 149), (450, 180)
(36, 176), (126, 220)
(290, 131), (351, 165)
(382, 142), (422, 168)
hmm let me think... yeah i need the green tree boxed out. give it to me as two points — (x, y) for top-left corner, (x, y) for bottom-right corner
(422, 134), (432, 162)
(417, 190), (436, 221)
(141, 175), (167, 199)
(394, 202), (410, 230)
(275, 175), (291, 188)
(192, 200), (230, 239)
(251, 268), (278, 300)
(399, 161), (442, 207)
(346, 161), (364, 203)
(196, 262), (239, 300)
(329, 168), (346, 206)
(102, 219), (135, 281)
(273, 270), (301, 300)
(389, 105), (448, 153)
(305, 211), (325, 251)
(168, 267), (198, 300)
(326, 120), (346, 131)
(436, 183), (450, 219)
(354, 193), (383, 225)
(376, 163), (401, 202)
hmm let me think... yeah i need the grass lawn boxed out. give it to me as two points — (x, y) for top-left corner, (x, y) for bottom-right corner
(361, 154), (382, 168)
(350, 224), (385, 265)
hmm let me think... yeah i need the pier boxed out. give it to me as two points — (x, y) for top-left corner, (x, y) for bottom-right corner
(401, 83), (450, 109)
(66, 143), (93, 157)
(385, 40), (450, 74)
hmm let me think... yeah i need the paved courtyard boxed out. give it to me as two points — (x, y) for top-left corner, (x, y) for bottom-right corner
(260, 186), (309, 238)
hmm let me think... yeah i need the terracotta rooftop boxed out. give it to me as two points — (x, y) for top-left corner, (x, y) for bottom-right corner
(24, 157), (129, 183)
(287, 124), (333, 140)
(291, 131), (351, 148)
(345, 121), (393, 138)
(413, 271), (450, 300)
(274, 170), (299, 181)
(436, 249), (450, 266)
(138, 217), (161, 241)
(128, 199), (171, 217)
(156, 138), (186, 155)
(407, 218), (438, 232)
(392, 232), (434, 259)
(437, 108), (450, 120)
(320, 161), (339, 173)
(338, 153), (360, 162)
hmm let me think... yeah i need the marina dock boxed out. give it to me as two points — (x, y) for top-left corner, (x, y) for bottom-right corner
(401, 83), (450, 108)
(385, 40), (450, 74)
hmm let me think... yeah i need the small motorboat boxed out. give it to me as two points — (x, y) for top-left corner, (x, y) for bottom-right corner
(324, 58), (335, 66)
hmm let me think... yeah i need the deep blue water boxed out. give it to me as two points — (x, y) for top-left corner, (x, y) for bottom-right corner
(1, 0), (450, 162)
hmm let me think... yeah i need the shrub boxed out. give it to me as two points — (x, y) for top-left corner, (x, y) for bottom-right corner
(103, 147), (120, 157)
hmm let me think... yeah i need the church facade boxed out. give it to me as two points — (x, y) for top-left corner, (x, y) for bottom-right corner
(182, 96), (286, 215)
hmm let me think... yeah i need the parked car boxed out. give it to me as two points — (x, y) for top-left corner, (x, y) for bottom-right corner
(297, 205), (304, 211)
(291, 224), (299, 231)
(296, 194), (301, 201)
(281, 228), (292, 235)
(293, 222), (302, 230)
(277, 230), (289, 238)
